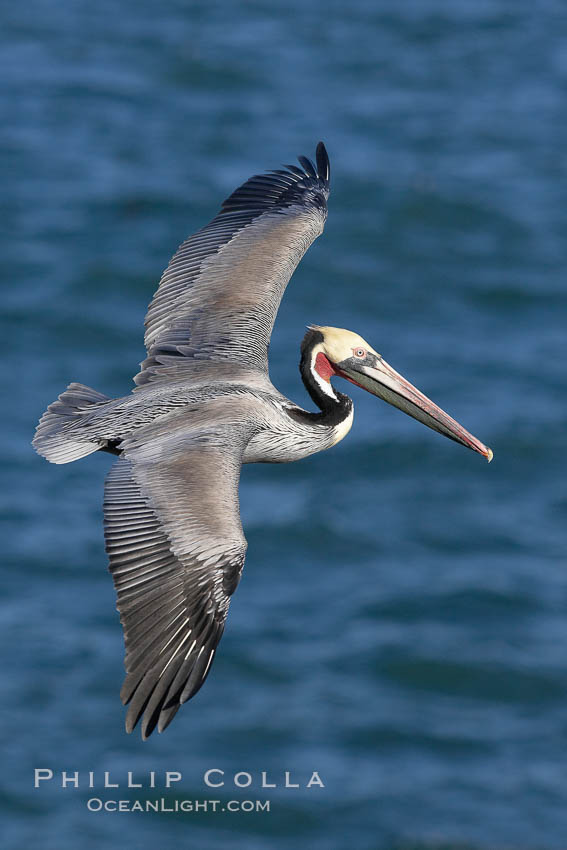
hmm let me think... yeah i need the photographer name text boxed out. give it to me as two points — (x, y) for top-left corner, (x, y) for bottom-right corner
(34, 768), (324, 790)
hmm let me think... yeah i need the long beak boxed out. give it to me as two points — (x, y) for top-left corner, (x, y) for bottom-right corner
(338, 358), (493, 461)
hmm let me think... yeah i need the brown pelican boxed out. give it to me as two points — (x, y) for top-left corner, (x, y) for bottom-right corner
(33, 143), (492, 739)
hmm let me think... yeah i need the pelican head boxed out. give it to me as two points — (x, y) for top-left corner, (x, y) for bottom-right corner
(302, 325), (493, 460)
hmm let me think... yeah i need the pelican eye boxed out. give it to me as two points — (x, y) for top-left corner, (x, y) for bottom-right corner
(353, 347), (366, 359)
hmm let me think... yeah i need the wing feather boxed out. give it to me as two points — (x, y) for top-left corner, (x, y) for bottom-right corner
(103, 438), (247, 739)
(134, 142), (330, 386)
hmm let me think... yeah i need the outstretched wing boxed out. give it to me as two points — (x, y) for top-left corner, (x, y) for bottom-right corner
(103, 433), (248, 739)
(134, 142), (330, 386)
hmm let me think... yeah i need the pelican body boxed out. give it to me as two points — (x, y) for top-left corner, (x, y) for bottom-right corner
(34, 144), (491, 739)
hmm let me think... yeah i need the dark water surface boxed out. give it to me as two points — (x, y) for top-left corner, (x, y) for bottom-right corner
(2, 1), (566, 848)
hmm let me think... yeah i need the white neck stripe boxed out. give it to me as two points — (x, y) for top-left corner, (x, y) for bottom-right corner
(311, 346), (338, 400)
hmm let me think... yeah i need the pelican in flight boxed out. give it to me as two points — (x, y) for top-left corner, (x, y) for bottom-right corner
(34, 143), (492, 739)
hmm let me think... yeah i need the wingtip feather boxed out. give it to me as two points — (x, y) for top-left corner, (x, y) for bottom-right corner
(297, 154), (317, 178)
(316, 141), (330, 184)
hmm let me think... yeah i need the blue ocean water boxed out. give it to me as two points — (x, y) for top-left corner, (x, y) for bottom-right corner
(2, 1), (566, 847)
